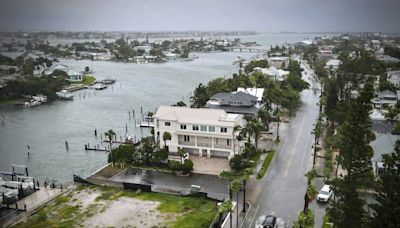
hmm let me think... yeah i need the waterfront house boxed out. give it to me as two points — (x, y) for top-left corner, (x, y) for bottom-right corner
(268, 56), (290, 69)
(206, 91), (259, 117)
(44, 64), (83, 82)
(236, 87), (264, 107)
(371, 90), (397, 109)
(153, 106), (245, 159)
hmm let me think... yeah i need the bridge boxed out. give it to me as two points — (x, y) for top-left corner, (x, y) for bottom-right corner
(224, 46), (268, 53)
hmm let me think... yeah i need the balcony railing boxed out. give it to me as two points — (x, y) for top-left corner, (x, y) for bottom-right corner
(214, 144), (231, 149)
(178, 141), (195, 146)
(197, 142), (212, 147)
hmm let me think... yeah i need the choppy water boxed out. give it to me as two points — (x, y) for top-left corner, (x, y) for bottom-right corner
(0, 34), (326, 183)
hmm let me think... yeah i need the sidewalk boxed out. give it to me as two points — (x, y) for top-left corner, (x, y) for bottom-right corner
(223, 190), (249, 228)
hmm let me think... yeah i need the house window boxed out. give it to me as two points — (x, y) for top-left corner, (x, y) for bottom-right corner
(221, 127), (227, 133)
(209, 126), (215, 132)
(184, 135), (190, 142)
(193, 125), (199, 131)
(180, 124), (186, 130)
(165, 122), (171, 126)
(215, 138), (219, 144)
(201, 125), (207, 131)
(227, 139), (230, 146)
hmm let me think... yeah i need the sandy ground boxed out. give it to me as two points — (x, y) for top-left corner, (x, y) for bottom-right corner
(67, 188), (176, 227)
(83, 196), (175, 227)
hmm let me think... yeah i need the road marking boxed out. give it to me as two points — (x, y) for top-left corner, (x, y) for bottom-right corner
(248, 204), (260, 228)
(283, 113), (307, 178)
(297, 127), (313, 178)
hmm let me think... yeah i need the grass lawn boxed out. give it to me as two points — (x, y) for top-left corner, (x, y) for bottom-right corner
(13, 185), (217, 228)
(71, 75), (96, 86)
(257, 150), (276, 179)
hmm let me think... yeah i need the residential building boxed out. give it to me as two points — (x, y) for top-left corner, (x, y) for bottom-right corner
(371, 90), (397, 108)
(44, 64), (83, 82)
(325, 59), (342, 71)
(253, 66), (289, 81)
(153, 106), (245, 159)
(0, 65), (17, 75)
(388, 70), (400, 87)
(268, 57), (290, 69)
(206, 91), (259, 117)
(236, 87), (264, 107)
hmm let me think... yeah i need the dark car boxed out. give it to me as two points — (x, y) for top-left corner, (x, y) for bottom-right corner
(255, 215), (277, 228)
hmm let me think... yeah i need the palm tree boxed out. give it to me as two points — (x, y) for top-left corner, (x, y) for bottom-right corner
(218, 199), (233, 227)
(105, 129), (116, 166)
(177, 148), (186, 164)
(304, 169), (318, 214)
(162, 131), (172, 151)
(246, 119), (263, 149)
(257, 108), (272, 131)
(230, 179), (242, 228)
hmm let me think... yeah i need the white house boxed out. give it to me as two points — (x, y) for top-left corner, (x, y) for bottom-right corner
(371, 90), (397, 109)
(388, 70), (400, 87)
(153, 106), (245, 159)
(253, 66), (289, 81)
(268, 57), (290, 69)
(325, 59), (342, 71)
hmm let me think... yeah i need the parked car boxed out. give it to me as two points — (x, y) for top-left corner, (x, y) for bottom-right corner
(317, 184), (333, 202)
(255, 215), (276, 228)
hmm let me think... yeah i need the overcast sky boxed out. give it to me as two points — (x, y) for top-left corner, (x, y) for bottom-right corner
(0, 0), (399, 33)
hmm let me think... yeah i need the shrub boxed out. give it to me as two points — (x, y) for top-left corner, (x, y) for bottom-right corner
(181, 159), (194, 174)
(168, 160), (181, 171)
(392, 122), (400, 135)
(229, 155), (249, 172)
(294, 209), (314, 228)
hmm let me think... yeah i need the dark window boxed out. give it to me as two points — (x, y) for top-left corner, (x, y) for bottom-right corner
(221, 127), (227, 133)
(180, 124), (186, 130)
(193, 125), (199, 131)
(165, 122), (171, 126)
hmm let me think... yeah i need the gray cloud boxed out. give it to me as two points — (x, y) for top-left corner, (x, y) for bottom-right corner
(0, 0), (399, 32)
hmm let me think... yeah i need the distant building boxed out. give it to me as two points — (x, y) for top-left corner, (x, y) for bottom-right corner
(206, 91), (259, 117)
(371, 90), (398, 109)
(153, 106), (245, 159)
(268, 57), (290, 69)
(253, 66), (289, 81)
(388, 70), (400, 87)
(377, 55), (400, 63)
(44, 64), (83, 82)
(325, 59), (342, 71)
(0, 65), (17, 75)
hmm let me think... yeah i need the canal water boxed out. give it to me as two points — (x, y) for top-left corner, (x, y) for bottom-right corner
(0, 34), (326, 183)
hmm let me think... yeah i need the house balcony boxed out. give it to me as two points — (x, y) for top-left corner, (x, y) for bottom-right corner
(197, 142), (212, 147)
(214, 144), (231, 149)
(178, 141), (195, 146)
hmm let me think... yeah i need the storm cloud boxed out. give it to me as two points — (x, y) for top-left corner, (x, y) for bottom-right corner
(0, 0), (399, 32)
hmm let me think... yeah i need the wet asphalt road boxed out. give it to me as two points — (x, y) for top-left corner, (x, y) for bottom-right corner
(245, 62), (323, 227)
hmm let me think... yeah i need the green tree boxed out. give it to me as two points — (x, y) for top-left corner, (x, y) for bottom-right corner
(370, 140), (400, 228)
(304, 169), (318, 214)
(162, 131), (172, 151)
(230, 179), (242, 228)
(257, 108), (272, 131)
(109, 144), (135, 166)
(139, 137), (155, 165)
(328, 83), (375, 228)
(244, 59), (268, 74)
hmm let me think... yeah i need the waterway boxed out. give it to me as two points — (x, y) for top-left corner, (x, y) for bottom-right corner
(0, 33), (328, 183)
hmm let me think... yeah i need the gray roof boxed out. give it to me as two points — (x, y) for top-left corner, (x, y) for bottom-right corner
(370, 133), (399, 162)
(378, 90), (396, 98)
(206, 104), (258, 116)
(210, 91), (257, 107)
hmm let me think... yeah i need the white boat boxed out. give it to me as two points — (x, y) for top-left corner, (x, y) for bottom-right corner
(101, 78), (116, 84)
(0, 187), (19, 204)
(56, 90), (74, 100)
(94, 83), (107, 90)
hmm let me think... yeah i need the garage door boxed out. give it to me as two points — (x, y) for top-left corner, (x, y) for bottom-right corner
(186, 148), (199, 155)
(210, 150), (230, 158)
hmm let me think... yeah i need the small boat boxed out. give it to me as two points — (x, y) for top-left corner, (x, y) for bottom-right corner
(94, 83), (107, 90)
(0, 187), (18, 204)
(101, 78), (116, 84)
(56, 90), (74, 100)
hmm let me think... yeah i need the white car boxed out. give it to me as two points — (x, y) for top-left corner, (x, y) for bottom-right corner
(317, 184), (333, 202)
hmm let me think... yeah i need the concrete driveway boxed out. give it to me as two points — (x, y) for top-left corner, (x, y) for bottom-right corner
(190, 156), (230, 175)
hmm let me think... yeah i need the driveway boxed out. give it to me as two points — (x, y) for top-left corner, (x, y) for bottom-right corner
(190, 156), (230, 175)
